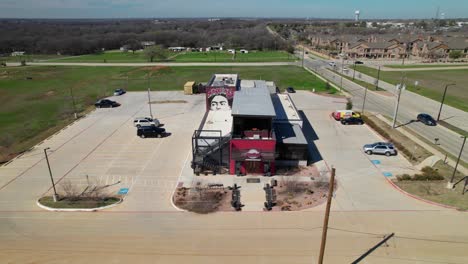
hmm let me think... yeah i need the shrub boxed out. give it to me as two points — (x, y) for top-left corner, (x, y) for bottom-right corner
(397, 174), (412, 181)
(346, 100), (353, 110)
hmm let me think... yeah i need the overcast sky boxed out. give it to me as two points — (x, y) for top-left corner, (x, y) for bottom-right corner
(0, 0), (467, 19)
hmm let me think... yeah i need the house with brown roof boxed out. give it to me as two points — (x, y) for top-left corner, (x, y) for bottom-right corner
(446, 38), (468, 58)
(411, 42), (448, 60)
(345, 42), (406, 59)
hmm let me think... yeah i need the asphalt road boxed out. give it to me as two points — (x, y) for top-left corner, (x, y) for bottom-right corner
(302, 57), (468, 164)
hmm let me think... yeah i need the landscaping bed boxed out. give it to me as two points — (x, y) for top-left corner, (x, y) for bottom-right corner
(273, 176), (331, 211)
(38, 196), (120, 209)
(173, 184), (232, 214)
(394, 161), (468, 210)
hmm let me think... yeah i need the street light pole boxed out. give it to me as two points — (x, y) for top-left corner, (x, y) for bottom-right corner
(340, 56), (344, 91)
(302, 46), (305, 68)
(437, 83), (455, 121)
(352, 62), (356, 80)
(148, 72), (153, 118)
(70, 86), (77, 119)
(448, 136), (467, 189)
(44, 148), (58, 202)
(375, 66), (381, 90)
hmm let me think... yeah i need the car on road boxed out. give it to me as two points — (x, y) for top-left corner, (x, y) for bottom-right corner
(137, 126), (166, 138)
(133, 117), (161, 128)
(113, 88), (126, 96)
(363, 142), (397, 156)
(341, 117), (364, 125)
(95, 99), (120, 108)
(286, 87), (296, 93)
(417, 113), (437, 126)
(328, 62), (336, 67)
(354, 61), (364, 64)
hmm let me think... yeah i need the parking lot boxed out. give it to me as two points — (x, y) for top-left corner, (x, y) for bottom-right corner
(0, 91), (205, 212)
(0, 90), (443, 213)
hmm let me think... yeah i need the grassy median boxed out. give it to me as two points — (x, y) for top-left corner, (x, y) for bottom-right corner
(355, 65), (468, 112)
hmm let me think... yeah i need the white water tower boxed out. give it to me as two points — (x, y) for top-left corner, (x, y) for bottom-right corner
(355, 10), (360, 21)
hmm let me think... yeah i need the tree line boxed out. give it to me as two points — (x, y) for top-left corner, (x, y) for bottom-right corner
(0, 19), (290, 55)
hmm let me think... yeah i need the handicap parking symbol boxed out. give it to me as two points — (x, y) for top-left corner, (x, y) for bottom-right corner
(383, 172), (393, 177)
(371, 160), (381, 165)
(118, 188), (129, 195)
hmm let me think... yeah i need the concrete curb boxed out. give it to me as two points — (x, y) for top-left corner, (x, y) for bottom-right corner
(384, 177), (465, 211)
(36, 197), (123, 212)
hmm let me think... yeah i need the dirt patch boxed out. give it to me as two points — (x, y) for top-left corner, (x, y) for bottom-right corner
(276, 165), (321, 177)
(150, 100), (188, 104)
(173, 185), (232, 214)
(273, 177), (330, 211)
(127, 66), (169, 76)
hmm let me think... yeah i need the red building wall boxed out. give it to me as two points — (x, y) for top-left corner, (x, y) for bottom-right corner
(229, 139), (276, 175)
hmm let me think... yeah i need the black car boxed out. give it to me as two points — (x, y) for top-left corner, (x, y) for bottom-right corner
(114, 88), (126, 96)
(341, 117), (364, 125)
(95, 99), (120, 108)
(355, 61), (364, 64)
(417, 113), (437, 126)
(137, 126), (166, 138)
(286, 87), (296, 93)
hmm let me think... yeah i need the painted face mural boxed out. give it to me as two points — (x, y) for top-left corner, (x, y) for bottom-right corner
(210, 94), (230, 111)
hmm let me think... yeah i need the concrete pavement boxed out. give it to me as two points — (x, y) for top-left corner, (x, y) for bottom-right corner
(1, 92), (467, 263)
(303, 58), (468, 164)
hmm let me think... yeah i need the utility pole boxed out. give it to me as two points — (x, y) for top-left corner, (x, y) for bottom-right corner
(437, 83), (456, 121)
(392, 73), (405, 128)
(448, 136), (467, 189)
(44, 148), (59, 202)
(375, 66), (381, 90)
(361, 85), (368, 114)
(318, 167), (336, 264)
(70, 86), (78, 119)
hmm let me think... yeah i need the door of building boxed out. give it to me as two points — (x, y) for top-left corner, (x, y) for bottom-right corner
(244, 161), (262, 174)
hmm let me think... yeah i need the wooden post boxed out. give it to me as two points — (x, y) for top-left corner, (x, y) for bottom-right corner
(318, 167), (335, 264)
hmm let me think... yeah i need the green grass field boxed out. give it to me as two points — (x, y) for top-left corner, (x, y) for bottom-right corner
(47, 50), (296, 63)
(0, 65), (332, 163)
(385, 64), (468, 69)
(355, 65), (468, 112)
(173, 51), (296, 62)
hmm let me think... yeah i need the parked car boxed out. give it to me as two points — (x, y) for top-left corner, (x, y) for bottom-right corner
(341, 117), (364, 125)
(355, 61), (364, 65)
(328, 62), (336, 67)
(286, 87), (296, 93)
(95, 99), (120, 108)
(113, 88), (126, 96)
(417, 113), (437, 126)
(137, 126), (166, 138)
(332, 110), (361, 121)
(363, 142), (397, 156)
(133, 117), (160, 128)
